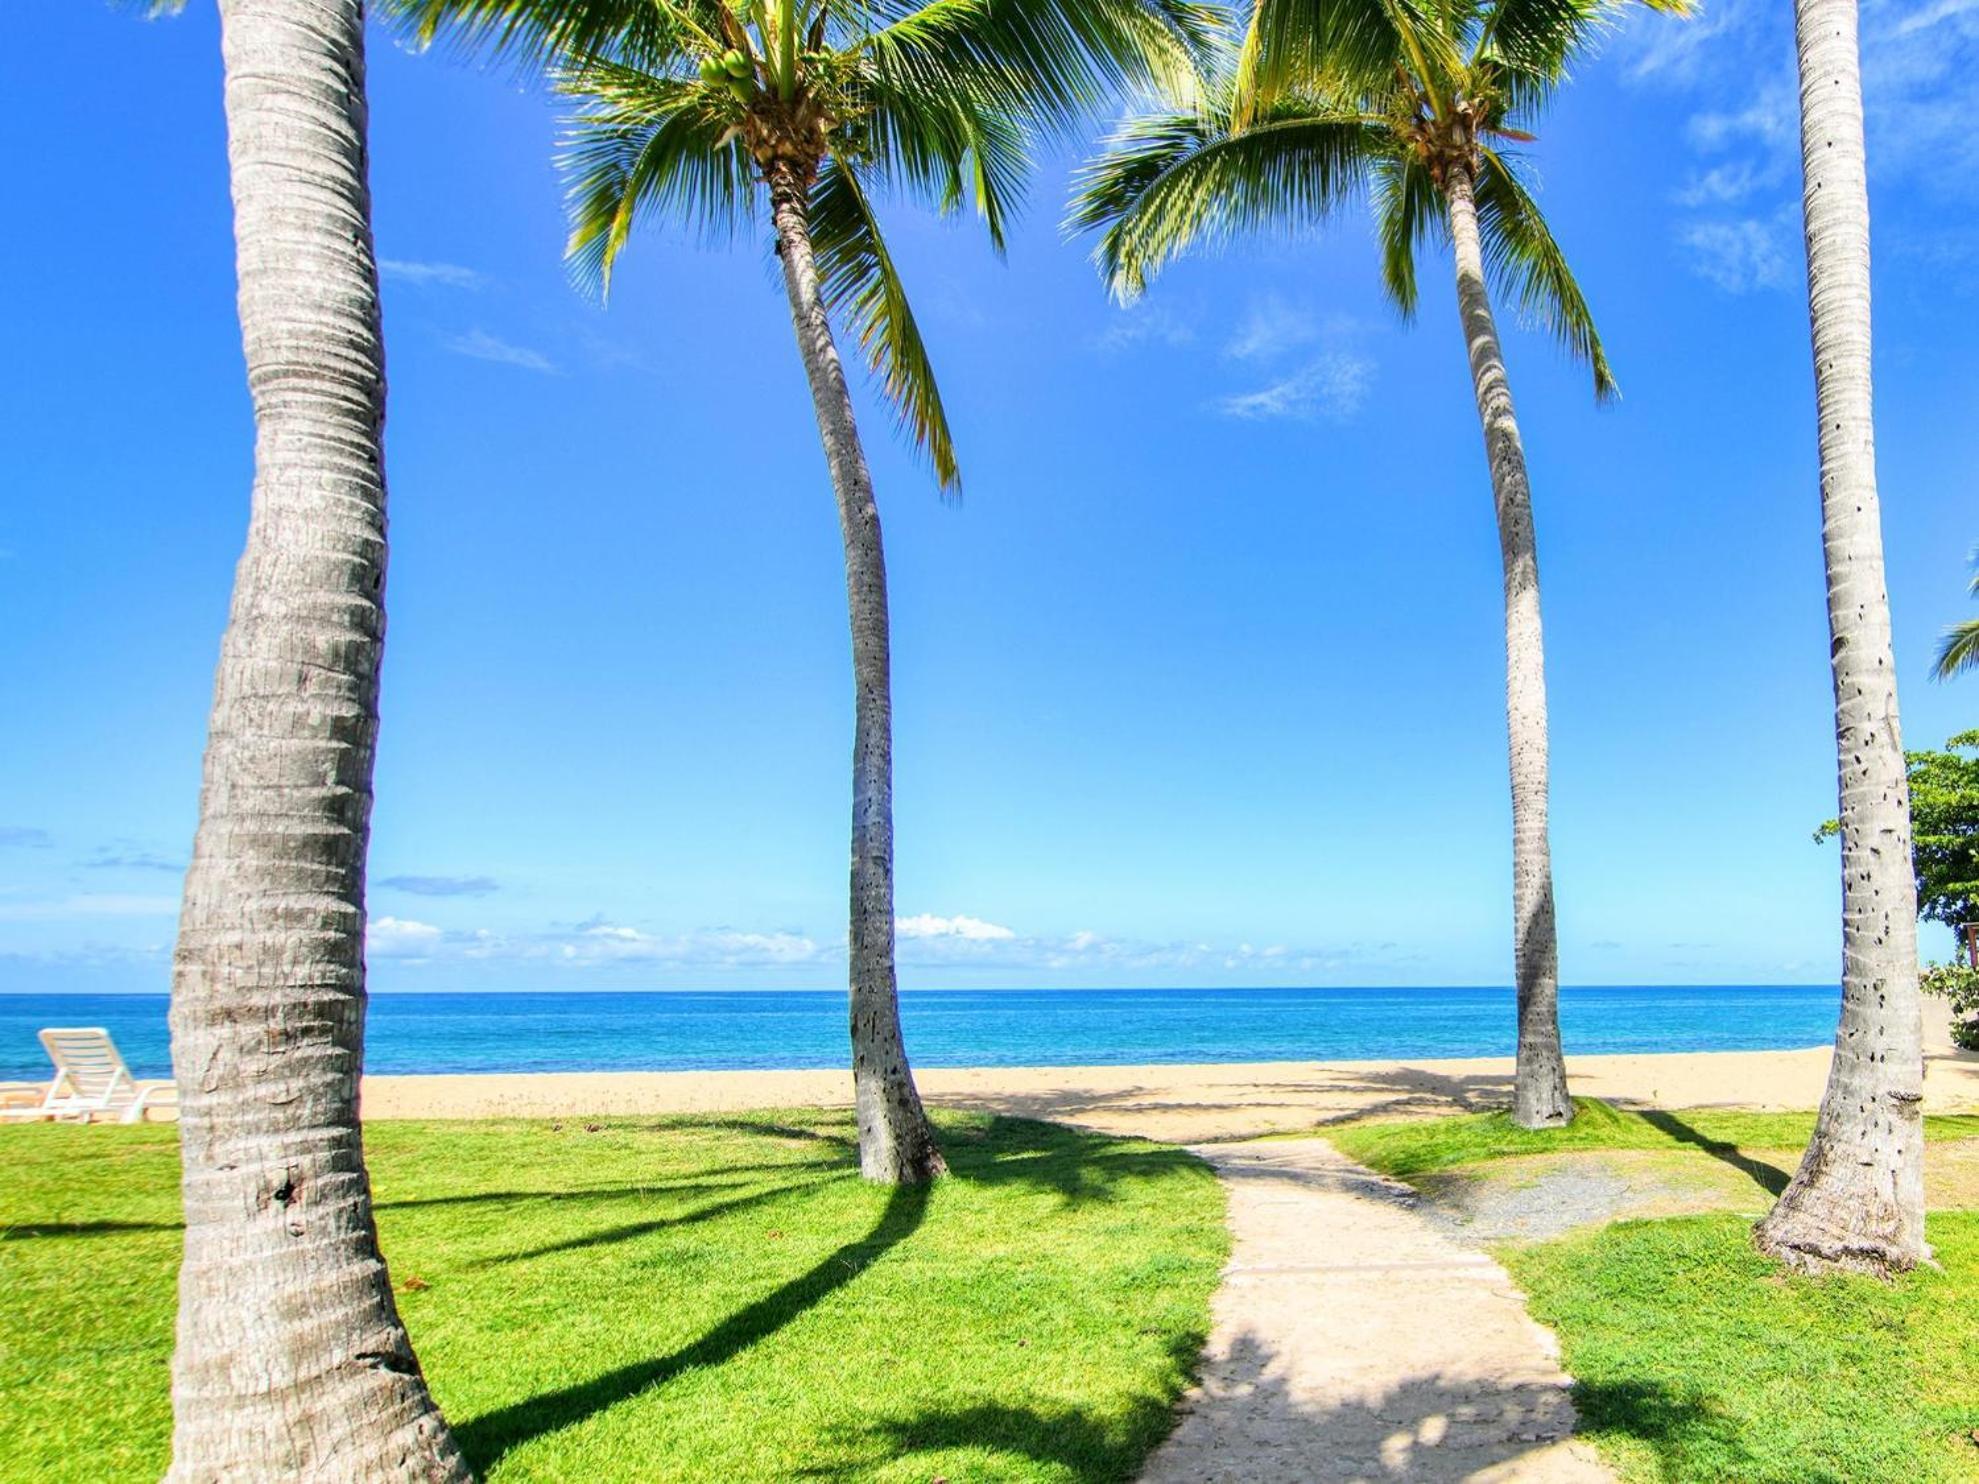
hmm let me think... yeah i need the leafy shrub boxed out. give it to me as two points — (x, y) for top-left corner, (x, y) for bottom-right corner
(1921, 963), (1979, 1050)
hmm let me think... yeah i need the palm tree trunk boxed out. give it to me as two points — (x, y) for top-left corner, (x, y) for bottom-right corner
(1444, 158), (1573, 1130)
(767, 159), (944, 1185)
(1754, 0), (1927, 1276)
(166, 3), (472, 1478)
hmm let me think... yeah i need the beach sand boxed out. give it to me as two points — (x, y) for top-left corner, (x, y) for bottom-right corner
(360, 996), (1979, 1143)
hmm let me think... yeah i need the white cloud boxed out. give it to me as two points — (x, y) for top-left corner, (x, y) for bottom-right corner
(1686, 86), (1797, 155)
(555, 924), (822, 967)
(1679, 217), (1794, 293)
(1216, 351), (1374, 421)
(1621, 0), (1760, 84)
(1891, 0), (1979, 36)
(445, 329), (560, 375)
(368, 916), (444, 956)
(1224, 295), (1324, 361)
(1095, 301), (1197, 351)
(380, 259), (487, 290)
(0, 892), (177, 922)
(1673, 160), (1771, 208)
(896, 913), (1016, 941)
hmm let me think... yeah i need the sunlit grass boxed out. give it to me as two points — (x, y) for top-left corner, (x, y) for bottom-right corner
(0, 1111), (1227, 1482)
(1507, 1213), (1979, 1483)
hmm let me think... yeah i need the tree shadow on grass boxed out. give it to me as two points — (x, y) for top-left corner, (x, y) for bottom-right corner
(1572, 1377), (1777, 1482)
(453, 1179), (931, 1471)
(377, 1164), (843, 1213)
(937, 1116), (1210, 1206)
(0, 1219), (181, 1240)
(821, 1329), (1757, 1483)
(472, 1173), (853, 1267)
(1636, 1110), (1791, 1197)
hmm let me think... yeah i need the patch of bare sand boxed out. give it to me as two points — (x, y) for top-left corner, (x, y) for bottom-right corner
(1411, 1135), (1979, 1242)
(360, 1008), (1979, 1142)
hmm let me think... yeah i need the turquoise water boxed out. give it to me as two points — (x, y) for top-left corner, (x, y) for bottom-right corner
(0, 986), (1839, 1081)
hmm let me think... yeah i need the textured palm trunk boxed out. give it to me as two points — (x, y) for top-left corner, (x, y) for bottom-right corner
(1444, 160), (1573, 1130)
(166, 2), (472, 1478)
(1754, 0), (1927, 1276)
(768, 161), (944, 1184)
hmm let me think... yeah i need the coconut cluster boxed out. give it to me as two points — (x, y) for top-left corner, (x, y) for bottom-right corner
(697, 48), (756, 100)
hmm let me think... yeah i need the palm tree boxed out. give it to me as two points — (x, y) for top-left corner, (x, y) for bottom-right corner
(1072, 0), (1682, 1129)
(1753, 0), (1926, 1275)
(1931, 553), (1978, 680)
(163, 0), (470, 1476)
(387, 0), (1213, 1182)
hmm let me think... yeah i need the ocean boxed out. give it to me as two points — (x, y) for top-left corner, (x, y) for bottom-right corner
(0, 985), (1840, 1082)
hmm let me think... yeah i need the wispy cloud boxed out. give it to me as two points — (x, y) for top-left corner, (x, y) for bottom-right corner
(1673, 160), (1772, 208)
(1216, 351), (1374, 421)
(554, 924), (823, 967)
(1891, 0), (1979, 36)
(0, 827), (51, 849)
(82, 847), (182, 873)
(1678, 217), (1794, 294)
(380, 259), (488, 290)
(1630, 0), (1979, 286)
(1223, 295), (1332, 361)
(895, 913), (1015, 941)
(368, 916), (444, 957)
(446, 329), (560, 375)
(0, 893), (178, 922)
(1095, 300), (1197, 351)
(378, 874), (500, 898)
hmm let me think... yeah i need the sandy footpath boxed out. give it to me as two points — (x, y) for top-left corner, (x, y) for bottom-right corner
(360, 999), (1979, 1142)
(1140, 1141), (1611, 1482)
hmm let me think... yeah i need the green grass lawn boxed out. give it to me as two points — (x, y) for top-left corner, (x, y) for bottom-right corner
(1324, 1099), (1979, 1482)
(1507, 1213), (1979, 1484)
(0, 1110), (1227, 1483)
(1328, 1097), (1979, 1180)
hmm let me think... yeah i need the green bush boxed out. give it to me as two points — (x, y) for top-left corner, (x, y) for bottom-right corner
(1922, 962), (1979, 1051)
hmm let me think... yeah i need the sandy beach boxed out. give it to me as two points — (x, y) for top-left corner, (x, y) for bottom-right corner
(359, 997), (1979, 1142)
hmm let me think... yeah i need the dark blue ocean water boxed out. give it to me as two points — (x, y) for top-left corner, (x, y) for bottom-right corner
(0, 986), (1840, 1081)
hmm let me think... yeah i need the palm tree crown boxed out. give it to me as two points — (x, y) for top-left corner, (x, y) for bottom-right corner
(395, 0), (1218, 487)
(1072, 0), (1684, 394)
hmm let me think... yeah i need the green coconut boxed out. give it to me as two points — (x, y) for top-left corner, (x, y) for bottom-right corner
(722, 49), (750, 77)
(697, 56), (726, 85)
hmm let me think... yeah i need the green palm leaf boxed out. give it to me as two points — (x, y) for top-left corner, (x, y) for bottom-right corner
(558, 63), (755, 291)
(1473, 145), (1614, 397)
(1369, 150), (1445, 316)
(379, 0), (684, 72)
(1937, 620), (1979, 681)
(1069, 101), (1382, 299)
(810, 154), (960, 489)
(1935, 560), (1979, 681)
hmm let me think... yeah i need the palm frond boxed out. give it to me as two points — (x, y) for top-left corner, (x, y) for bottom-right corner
(1937, 619), (1979, 681)
(1472, 145), (1613, 398)
(374, 0), (687, 73)
(1238, 0), (1421, 105)
(809, 154), (960, 489)
(1479, 0), (1689, 79)
(558, 64), (756, 293)
(855, 47), (1035, 251)
(1069, 100), (1383, 299)
(861, 0), (1223, 141)
(1369, 151), (1445, 316)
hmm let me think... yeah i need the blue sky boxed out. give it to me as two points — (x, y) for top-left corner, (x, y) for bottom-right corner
(2, 0), (1974, 994)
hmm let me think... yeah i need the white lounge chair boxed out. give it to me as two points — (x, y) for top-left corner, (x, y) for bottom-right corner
(0, 1028), (177, 1124)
